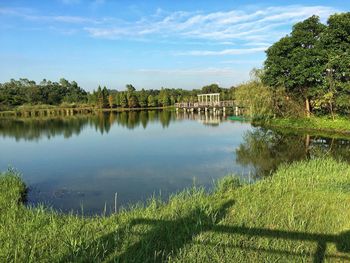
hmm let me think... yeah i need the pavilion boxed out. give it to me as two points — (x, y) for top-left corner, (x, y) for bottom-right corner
(197, 93), (220, 106)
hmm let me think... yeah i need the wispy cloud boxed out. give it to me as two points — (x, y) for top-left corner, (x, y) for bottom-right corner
(0, 4), (339, 56)
(84, 5), (336, 42)
(0, 7), (101, 24)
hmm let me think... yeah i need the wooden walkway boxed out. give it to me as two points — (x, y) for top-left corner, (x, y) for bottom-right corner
(175, 100), (235, 109)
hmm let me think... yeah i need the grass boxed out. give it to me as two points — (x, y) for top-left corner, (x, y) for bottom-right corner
(255, 116), (350, 134)
(1, 158), (350, 262)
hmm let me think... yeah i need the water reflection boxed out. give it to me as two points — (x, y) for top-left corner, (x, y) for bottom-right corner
(0, 110), (230, 141)
(176, 110), (227, 126)
(236, 128), (350, 178)
(1, 111), (350, 214)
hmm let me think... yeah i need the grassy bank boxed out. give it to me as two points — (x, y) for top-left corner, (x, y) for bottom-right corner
(1, 158), (350, 262)
(254, 116), (350, 134)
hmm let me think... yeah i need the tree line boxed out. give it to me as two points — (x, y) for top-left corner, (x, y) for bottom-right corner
(0, 78), (87, 111)
(0, 78), (234, 111)
(235, 12), (350, 119)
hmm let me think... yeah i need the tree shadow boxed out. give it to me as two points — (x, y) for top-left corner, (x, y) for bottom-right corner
(59, 200), (350, 262)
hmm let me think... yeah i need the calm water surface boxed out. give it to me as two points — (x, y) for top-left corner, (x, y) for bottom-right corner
(1, 110), (349, 214)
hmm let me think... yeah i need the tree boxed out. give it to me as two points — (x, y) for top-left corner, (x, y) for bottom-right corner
(159, 89), (170, 106)
(128, 93), (139, 108)
(63, 80), (87, 103)
(101, 86), (109, 108)
(138, 89), (148, 108)
(263, 15), (326, 117)
(114, 91), (120, 107)
(147, 95), (157, 107)
(95, 86), (109, 108)
(321, 13), (350, 115)
(108, 94), (115, 108)
(126, 84), (136, 93)
(96, 86), (103, 108)
(120, 92), (128, 108)
(234, 81), (274, 118)
(201, 83), (221, 94)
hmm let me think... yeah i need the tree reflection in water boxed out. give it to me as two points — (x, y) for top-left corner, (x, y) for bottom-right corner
(1, 112), (350, 181)
(236, 128), (350, 178)
(0, 111), (176, 141)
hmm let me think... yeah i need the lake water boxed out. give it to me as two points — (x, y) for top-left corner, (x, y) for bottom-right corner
(1, 110), (349, 214)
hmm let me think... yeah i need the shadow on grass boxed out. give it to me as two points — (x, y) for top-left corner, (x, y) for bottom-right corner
(60, 200), (350, 263)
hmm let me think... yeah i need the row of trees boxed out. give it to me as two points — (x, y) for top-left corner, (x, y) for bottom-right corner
(88, 83), (234, 109)
(0, 78), (235, 111)
(0, 78), (87, 110)
(236, 12), (350, 119)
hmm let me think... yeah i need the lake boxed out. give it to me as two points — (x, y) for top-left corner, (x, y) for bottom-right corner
(1, 110), (350, 214)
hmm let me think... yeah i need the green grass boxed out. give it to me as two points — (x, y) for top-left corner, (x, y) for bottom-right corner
(1, 158), (350, 262)
(255, 116), (350, 134)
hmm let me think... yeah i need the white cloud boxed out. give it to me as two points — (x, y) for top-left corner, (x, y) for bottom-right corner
(81, 5), (337, 50)
(0, 4), (340, 55)
(0, 7), (100, 24)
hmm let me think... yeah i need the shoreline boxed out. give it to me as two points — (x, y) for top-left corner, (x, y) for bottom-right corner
(253, 116), (350, 135)
(1, 158), (349, 261)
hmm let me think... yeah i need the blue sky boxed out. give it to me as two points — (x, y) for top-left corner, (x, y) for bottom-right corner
(0, 0), (348, 91)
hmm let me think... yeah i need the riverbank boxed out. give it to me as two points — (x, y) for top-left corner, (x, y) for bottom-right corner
(254, 116), (350, 134)
(1, 158), (350, 262)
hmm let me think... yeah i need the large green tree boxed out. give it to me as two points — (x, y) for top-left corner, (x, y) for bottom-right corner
(320, 13), (350, 115)
(263, 16), (326, 117)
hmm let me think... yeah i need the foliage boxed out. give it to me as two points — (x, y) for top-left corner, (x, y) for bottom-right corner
(108, 94), (114, 108)
(1, 158), (350, 262)
(147, 95), (157, 107)
(263, 13), (350, 117)
(0, 80), (235, 110)
(234, 80), (274, 119)
(0, 78), (87, 110)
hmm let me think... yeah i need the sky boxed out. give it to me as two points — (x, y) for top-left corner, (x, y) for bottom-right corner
(0, 0), (349, 91)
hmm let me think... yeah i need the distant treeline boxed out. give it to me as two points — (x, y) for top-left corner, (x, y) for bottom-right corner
(0, 79), (235, 111)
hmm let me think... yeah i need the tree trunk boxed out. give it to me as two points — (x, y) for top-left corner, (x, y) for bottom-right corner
(305, 134), (310, 159)
(305, 98), (311, 118)
(329, 102), (335, 120)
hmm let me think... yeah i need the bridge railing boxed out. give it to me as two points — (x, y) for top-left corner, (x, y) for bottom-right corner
(175, 100), (234, 108)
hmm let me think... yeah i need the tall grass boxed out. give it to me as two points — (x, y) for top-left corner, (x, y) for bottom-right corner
(1, 158), (350, 262)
